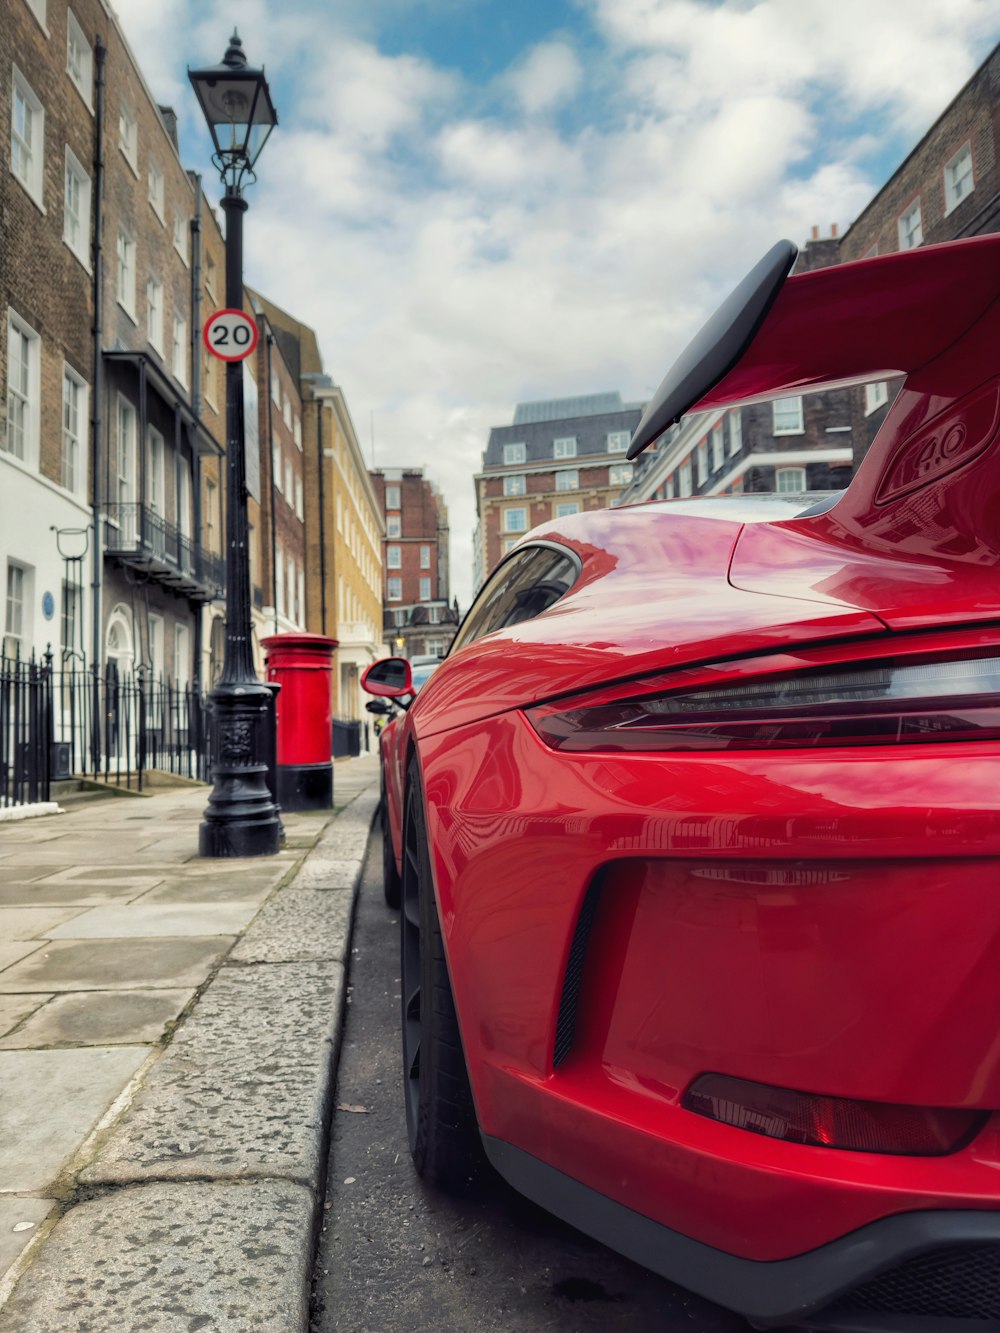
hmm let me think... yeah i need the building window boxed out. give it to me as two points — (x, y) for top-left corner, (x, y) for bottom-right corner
(609, 463), (632, 487)
(293, 416), (301, 449)
(282, 393), (292, 429)
(385, 484), (400, 509)
(555, 469), (578, 492)
(11, 68), (45, 209)
(172, 213), (188, 262)
(679, 459), (692, 497)
(607, 430), (630, 453)
(147, 162), (164, 220)
(864, 381), (889, 415)
(556, 502), (580, 517)
(772, 396), (804, 435)
(729, 409), (742, 456)
(776, 466), (806, 493)
(272, 439), (282, 491)
(116, 228), (136, 316)
(387, 544), (401, 568)
(174, 623), (190, 687)
(898, 199), (923, 251)
(62, 367), (86, 494)
(205, 478), (217, 550)
(6, 313), (40, 466)
(284, 459), (293, 498)
(23, 0), (46, 31)
(118, 103), (137, 172)
(503, 474), (525, 496)
(61, 581), (80, 658)
(503, 442), (526, 466)
(553, 436), (577, 459)
(944, 143), (974, 213)
(503, 538), (518, 553)
(146, 277), (164, 351)
(696, 441), (708, 485)
(295, 477), (303, 519)
(419, 545), (431, 569)
(63, 147), (91, 266)
(115, 395), (137, 516)
(66, 10), (93, 109)
(5, 562), (26, 651)
(711, 422), (724, 472)
(147, 426), (165, 516)
(386, 514), (401, 538)
(387, 577), (402, 601)
(503, 507), (527, 533)
(419, 577), (431, 601)
(172, 315), (187, 384)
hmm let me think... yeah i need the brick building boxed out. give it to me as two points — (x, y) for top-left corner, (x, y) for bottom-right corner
(370, 468), (456, 659)
(250, 293), (384, 725)
(1, 0), (226, 690)
(475, 393), (643, 588)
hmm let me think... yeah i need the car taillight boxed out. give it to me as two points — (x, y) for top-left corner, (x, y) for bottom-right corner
(683, 1074), (987, 1156)
(526, 652), (1000, 752)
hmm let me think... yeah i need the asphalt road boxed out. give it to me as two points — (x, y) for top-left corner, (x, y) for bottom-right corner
(310, 834), (758, 1333)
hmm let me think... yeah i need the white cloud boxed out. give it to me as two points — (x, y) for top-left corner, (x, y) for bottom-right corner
(506, 40), (583, 114)
(109, 0), (997, 611)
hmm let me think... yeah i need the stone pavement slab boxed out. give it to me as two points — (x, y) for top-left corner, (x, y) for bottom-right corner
(82, 960), (345, 1185)
(0, 943), (44, 973)
(0, 996), (52, 1039)
(0, 989), (196, 1049)
(0, 937), (234, 992)
(0, 909), (82, 938)
(0, 1181), (312, 1332)
(43, 903), (258, 939)
(0, 758), (380, 1330)
(0, 1047), (148, 1191)
(0, 1198), (53, 1287)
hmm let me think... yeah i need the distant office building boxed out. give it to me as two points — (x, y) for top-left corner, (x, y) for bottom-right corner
(475, 393), (643, 588)
(370, 468), (457, 659)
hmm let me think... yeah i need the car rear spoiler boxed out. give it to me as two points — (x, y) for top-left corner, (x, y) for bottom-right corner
(631, 234), (1000, 569)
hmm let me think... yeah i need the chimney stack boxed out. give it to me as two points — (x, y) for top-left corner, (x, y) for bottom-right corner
(810, 225), (819, 240)
(831, 223), (839, 238)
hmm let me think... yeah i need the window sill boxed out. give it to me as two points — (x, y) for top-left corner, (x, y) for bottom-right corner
(10, 168), (46, 216)
(119, 145), (139, 179)
(149, 201), (166, 226)
(68, 76), (94, 114)
(944, 193), (973, 218)
(64, 238), (92, 275)
(117, 300), (138, 325)
(772, 428), (804, 437)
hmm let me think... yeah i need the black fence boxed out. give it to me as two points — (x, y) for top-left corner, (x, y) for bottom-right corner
(1, 650), (211, 807)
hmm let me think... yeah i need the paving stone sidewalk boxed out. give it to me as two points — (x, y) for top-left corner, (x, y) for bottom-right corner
(0, 757), (379, 1331)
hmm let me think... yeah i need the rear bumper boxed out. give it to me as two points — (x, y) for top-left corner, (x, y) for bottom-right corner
(483, 1134), (1000, 1330)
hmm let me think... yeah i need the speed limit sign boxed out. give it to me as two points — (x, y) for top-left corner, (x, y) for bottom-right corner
(203, 308), (259, 362)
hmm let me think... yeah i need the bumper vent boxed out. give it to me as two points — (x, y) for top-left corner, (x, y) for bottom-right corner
(552, 879), (602, 1067)
(831, 1245), (1000, 1321)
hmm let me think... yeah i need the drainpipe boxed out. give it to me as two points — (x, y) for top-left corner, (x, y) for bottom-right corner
(89, 35), (106, 771)
(266, 332), (278, 632)
(317, 398), (327, 634)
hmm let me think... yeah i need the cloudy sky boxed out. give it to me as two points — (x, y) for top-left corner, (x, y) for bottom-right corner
(110, 0), (998, 610)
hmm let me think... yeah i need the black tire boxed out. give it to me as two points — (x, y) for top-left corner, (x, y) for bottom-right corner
(400, 759), (483, 1192)
(381, 770), (401, 909)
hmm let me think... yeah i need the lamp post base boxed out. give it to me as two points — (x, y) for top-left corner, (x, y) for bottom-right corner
(199, 683), (282, 858)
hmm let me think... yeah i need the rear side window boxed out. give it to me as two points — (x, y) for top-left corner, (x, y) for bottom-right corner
(451, 545), (579, 652)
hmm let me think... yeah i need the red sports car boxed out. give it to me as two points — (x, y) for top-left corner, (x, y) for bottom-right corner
(362, 235), (1000, 1330)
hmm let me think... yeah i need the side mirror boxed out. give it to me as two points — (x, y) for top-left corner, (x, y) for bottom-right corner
(362, 657), (413, 698)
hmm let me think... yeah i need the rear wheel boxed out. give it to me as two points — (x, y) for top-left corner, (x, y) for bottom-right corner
(400, 760), (483, 1192)
(381, 770), (401, 909)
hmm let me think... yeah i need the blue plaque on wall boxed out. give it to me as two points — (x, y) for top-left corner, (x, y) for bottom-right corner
(42, 591), (55, 621)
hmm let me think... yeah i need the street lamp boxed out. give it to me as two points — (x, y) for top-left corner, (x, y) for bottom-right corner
(190, 31), (281, 858)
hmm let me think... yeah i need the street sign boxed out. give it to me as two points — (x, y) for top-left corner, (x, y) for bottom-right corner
(203, 308), (259, 362)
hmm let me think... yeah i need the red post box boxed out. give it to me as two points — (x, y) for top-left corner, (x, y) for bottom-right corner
(261, 633), (338, 811)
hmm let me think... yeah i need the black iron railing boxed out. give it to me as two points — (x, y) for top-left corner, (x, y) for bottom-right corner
(104, 503), (225, 601)
(1, 650), (213, 806)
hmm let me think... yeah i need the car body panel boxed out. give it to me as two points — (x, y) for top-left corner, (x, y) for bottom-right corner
(369, 236), (1000, 1323)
